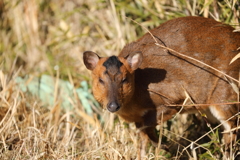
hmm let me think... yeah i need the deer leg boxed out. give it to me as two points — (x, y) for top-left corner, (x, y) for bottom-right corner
(135, 122), (158, 159)
(209, 104), (239, 158)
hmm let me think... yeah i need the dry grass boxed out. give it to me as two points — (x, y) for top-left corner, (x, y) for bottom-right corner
(0, 0), (240, 159)
(0, 70), (140, 159)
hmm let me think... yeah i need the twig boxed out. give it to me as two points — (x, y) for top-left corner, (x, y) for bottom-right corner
(155, 43), (239, 83)
(168, 102), (240, 107)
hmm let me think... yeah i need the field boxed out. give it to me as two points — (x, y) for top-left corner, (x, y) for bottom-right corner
(0, 0), (240, 159)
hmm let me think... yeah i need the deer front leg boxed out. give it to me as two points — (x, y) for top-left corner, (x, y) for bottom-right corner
(136, 108), (175, 159)
(135, 122), (158, 160)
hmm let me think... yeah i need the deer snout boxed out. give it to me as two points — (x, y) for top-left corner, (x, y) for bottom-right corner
(107, 102), (120, 112)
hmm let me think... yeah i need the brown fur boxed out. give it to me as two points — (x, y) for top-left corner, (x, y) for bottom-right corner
(83, 16), (240, 158)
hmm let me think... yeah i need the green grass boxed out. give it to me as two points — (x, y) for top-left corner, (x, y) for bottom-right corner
(0, 0), (239, 159)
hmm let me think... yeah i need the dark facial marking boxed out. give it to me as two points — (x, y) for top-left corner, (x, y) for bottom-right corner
(103, 56), (123, 76)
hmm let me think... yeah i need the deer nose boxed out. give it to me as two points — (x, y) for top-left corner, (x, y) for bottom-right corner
(107, 102), (120, 112)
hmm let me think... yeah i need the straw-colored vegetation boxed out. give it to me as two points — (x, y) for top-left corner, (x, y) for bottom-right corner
(0, 0), (239, 159)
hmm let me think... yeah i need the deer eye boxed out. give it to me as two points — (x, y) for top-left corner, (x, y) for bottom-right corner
(99, 78), (104, 84)
(122, 78), (127, 84)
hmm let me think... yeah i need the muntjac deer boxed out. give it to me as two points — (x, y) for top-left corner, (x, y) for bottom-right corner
(83, 16), (240, 158)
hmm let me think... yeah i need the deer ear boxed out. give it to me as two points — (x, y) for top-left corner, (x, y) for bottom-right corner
(126, 52), (143, 70)
(83, 51), (100, 70)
